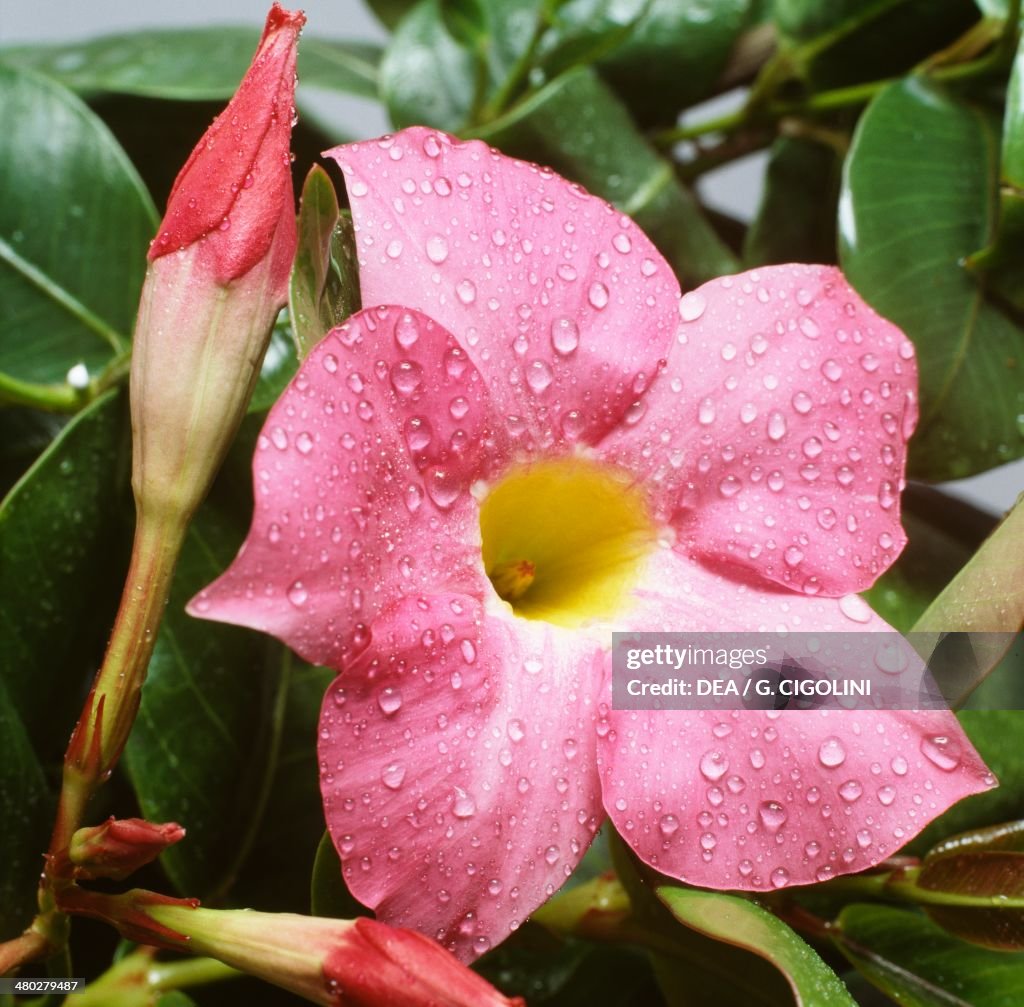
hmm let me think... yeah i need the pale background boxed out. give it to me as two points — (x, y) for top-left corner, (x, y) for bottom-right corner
(3, 0), (1022, 514)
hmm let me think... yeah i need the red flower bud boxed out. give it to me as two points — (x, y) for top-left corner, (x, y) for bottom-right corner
(148, 3), (303, 286)
(130, 4), (304, 522)
(68, 817), (185, 881)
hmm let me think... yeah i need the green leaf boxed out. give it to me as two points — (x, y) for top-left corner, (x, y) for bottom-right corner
(0, 64), (156, 397)
(0, 391), (132, 761)
(289, 165), (360, 360)
(744, 137), (840, 267)
(249, 316), (299, 414)
(0, 676), (50, 940)
(0, 408), (66, 498)
(0, 63), (152, 407)
(840, 77), (1024, 479)
(310, 830), (370, 919)
(0, 29), (380, 101)
(554, 0), (751, 127)
(608, 833), (796, 1006)
(381, 0), (483, 131)
(230, 658), (334, 912)
(657, 887), (855, 1007)
(928, 818), (1024, 858)
(863, 485), (996, 633)
(368, 0), (421, 30)
(775, 0), (980, 90)
(476, 66), (739, 287)
(124, 471), (270, 898)
(834, 903), (1024, 1006)
(896, 851), (1024, 948)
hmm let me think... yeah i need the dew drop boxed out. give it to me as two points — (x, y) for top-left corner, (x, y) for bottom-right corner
(287, 581), (308, 607)
(699, 750), (729, 781)
(550, 317), (580, 355)
(758, 800), (788, 833)
(452, 787), (476, 819)
(426, 234), (449, 264)
(588, 281), (610, 309)
(381, 762), (406, 789)
(921, 735), (962, 771)
(377, 686), (403, 716)
(679, 291), (707, 321)
(818, 737), (846, 768)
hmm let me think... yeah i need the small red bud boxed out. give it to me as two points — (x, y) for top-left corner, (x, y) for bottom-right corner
(68, 817), (186, 881)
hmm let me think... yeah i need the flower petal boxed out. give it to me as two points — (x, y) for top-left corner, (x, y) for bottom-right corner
(188, 306), (500, 666)
(319, 593), (605, 962)
(598, 549), (995, 890)
(325, 127), (680, 450)
(599, 264), (918, 596)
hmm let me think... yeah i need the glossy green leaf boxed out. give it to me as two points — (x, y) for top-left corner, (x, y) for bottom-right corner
(657, 887), (855, 1007)
(1005, 36), (1024, 185)
(897, 851), (1024, 948)
(310, 830), (370, 919)
(0, 392), (132, 761)
(0, 64), (155, 397)
(840, 77), (1024, 479)
(477, 67), (739, 287)
(775, 0), (980, 89)
(0, 29), (380, 101)
(0, 408), (66, 498)
(555, 0), (751, 127)
(124, 474), (270, 898)
(608, 833), (796, 1006)
(381, 0), (482, 131)
(0, 677), (50, 940)
(745, 137), (840, 267)
(928, 818), (1024, 858)
(834, 904), (1024, 1006)
(289, 165), (360, 360)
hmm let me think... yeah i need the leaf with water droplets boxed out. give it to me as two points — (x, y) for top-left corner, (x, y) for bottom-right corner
(0, 63), (156, 401)
(0, 391), (132, 761)
(835, 903), (1024, 1007)
(657, 886), (856, 1007)
(289, 165), (360, 359)
(841, 77), (1024, 479)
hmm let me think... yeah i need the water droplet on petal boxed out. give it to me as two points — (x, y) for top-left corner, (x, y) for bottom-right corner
(378, 686), (403, 715)
(381, 762), (406, 789)
(426, 234), (449, 263)
(456, 279), (477, 304)
(452, 787), (476, 818)
(818, 737), (846, 768)
(679, 291), (706, 321)
(588, 281), (610, 309)
(287, 581), (308, 607)
(921, 735), (962, 771)
(659, 814), (679, 837)
(699, 750), (729, 781)
(550, 317), (580, 355)
(759, 800), (787, 833)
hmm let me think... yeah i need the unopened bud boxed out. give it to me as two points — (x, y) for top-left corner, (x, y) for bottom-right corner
(68, 817), (185, 881)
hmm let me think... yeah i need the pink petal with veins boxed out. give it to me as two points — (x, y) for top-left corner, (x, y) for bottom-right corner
(188, 306), (499, 666)
(599, 264), (918, 596)
(325, 127), (680, 450)
(319, 593), (605, 962)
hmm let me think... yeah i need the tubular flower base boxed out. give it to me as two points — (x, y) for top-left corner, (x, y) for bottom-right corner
(191, 128), (995, 960)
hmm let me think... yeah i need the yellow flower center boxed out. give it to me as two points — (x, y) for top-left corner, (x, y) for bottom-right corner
(479, 459), (655, 628)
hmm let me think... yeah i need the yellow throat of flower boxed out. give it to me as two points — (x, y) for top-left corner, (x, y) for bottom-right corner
(479, 459), (655, 629)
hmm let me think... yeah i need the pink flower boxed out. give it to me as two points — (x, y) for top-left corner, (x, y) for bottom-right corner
(191, 128), (994, 961)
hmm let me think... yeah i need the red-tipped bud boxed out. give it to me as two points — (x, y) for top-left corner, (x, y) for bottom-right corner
(148, 3), (303, 286)
(140, 903), (523, 1007)
(130, 4), (305, 523)
(68, 817), (185, 881)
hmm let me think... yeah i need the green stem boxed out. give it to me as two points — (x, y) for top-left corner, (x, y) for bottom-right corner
(477, 0), (556, 122)
(45, 510), (187, 885)
(0, 350), (132, 413)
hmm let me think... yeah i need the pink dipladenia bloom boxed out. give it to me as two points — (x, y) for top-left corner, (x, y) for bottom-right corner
(191, 127), (994, 961)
